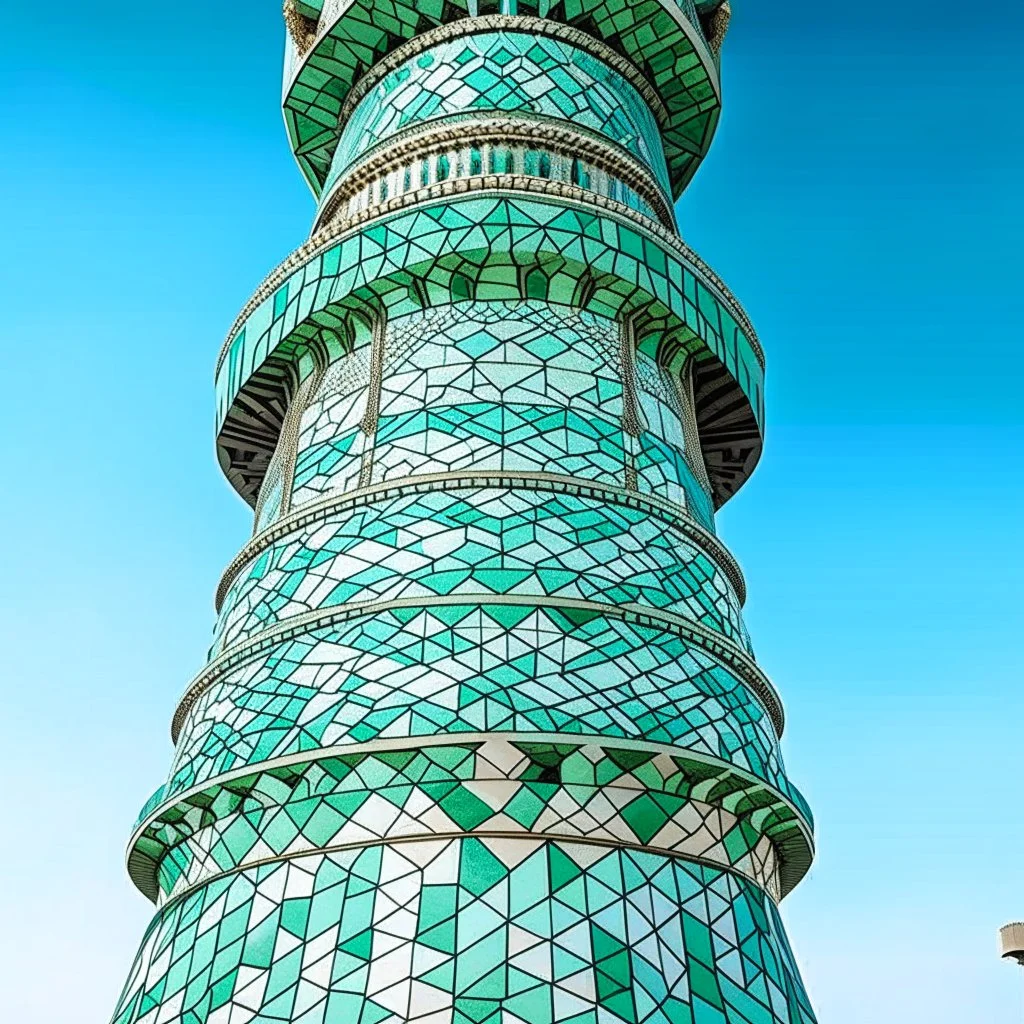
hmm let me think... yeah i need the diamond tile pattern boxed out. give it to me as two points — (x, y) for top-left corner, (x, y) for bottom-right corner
(111, 6), (817, 1023)
(131, 740), (810, 906)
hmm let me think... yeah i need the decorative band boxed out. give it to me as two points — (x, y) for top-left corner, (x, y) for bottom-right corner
(320, 173), (675, 259)
(172, 594), (785, 744)
(215, 471), (747, 612)
(315, 114), (675, 231)
(129, 737), (812, 907)
(217, 186), (762, 378)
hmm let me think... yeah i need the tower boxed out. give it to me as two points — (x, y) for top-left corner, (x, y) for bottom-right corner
(111, 2), (818, 1022)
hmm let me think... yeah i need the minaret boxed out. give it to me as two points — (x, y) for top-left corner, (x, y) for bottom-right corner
(112, 3), (818, 1022)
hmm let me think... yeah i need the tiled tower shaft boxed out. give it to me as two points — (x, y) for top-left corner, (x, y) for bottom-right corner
(112, 5), (817, 1024)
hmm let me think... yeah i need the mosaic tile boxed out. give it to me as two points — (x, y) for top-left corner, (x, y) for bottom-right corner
(214, 488), (751, 658)
(114, 841), (816, 1024)
(322, 31), (670, 201)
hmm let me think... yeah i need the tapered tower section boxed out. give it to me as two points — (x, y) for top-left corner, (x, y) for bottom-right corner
(112, 3), (817, 1023)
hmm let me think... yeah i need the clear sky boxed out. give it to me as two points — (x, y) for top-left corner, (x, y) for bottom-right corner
(1, 1), (1022, 1021)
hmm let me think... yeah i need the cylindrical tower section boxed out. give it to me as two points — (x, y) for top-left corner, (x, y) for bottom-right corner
(313, 28), (676, 232)
(111, 5), (817, 1024)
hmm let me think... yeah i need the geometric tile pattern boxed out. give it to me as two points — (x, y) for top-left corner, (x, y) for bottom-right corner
(113, 840), (816, 1024)
(111, 6), (818, 1022)
(212, 488), (752, 658)
(170, 605), (791, 800)
(324, 32), (670, 202)
(215, 198), (765, 510)
(130, 740), (811, 905)
(283, 3), (720, 197)
(285, 303), (714, 532)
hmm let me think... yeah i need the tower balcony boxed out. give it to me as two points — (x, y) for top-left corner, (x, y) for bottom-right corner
(126, 738), (814, 909)
(281, 0), (724, 200)
(214, 194), (765, 514)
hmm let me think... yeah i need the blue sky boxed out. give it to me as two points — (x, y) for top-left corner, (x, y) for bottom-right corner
(1, 1), (1022, 1020)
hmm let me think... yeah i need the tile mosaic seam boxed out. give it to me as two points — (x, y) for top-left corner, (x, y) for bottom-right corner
(136, 833), (791, 915)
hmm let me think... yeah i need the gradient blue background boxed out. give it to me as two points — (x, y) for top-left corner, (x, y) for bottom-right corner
(1, 1), (1022, 1019)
